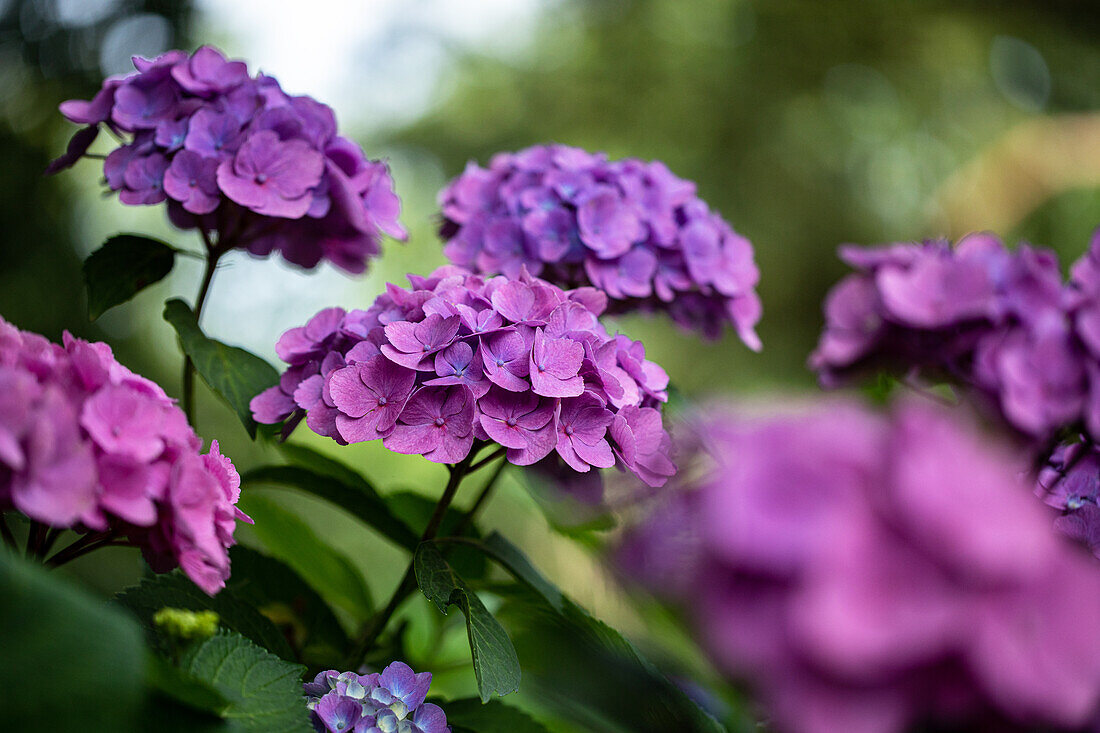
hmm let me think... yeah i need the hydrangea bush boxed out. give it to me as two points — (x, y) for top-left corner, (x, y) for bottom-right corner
(9, 40), (1100, 733)
(438, 144), (762, 344)
(620, 399), (1100, 733)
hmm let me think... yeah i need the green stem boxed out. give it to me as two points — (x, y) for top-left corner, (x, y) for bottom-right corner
(45, 531), (124, 568)
(181, 233), (226, 424)
(344, 454), (475, 668)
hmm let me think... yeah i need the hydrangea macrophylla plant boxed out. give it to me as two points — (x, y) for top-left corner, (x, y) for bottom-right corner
(50, 46), (406, 273)
(618, 398), (1100, 733)
(251, 265), (676, 487)
(303, 662), (448, 733)
(0, 315), (250, 594)
(810, 230), (1100, 442)
(437, 143), (762, 345)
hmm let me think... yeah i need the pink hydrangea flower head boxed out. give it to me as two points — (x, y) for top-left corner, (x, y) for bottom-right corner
(50, 46), (405, 273)
(252, 266), (675, 487)
(0, 315), (249, 594)
(438, 144), (761, 345)
(619, 398), (1100, 733)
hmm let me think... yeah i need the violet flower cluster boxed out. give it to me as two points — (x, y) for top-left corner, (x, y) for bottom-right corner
(811, 230), (1100, 442)
(0, 315), (250, 594)
(1038, 441), (1100, 558)
(51, 46), (405, 272)
(303, 662), (448, 733)
(619, 399), (1100, 733)
(251, 266), (675, 486)
(438, 144), (762, 345)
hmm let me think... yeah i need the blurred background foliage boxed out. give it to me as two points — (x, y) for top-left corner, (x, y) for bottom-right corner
(2, 0), (1099, 727)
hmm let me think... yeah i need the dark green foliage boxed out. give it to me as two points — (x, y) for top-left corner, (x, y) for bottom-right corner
(116, 570), (295, 661)
(177, 631), (311, 732)
(445, 698), (552, 733)
(0, 552), (145, 730)
(83, 234), (177, 320)
(226, 546), (350, 666)
(236, 494), (373, 624)
(242, 465), (418, 550)
(163, 298), (279, 438)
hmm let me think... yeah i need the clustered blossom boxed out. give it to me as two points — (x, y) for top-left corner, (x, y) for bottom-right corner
(0, 315), (249, 594)
(50, 46), (405, 272)
(811, 230), (1100, 442)
(619, 399), (1100, 733)
(438, 144), (762, 345)
(303, 662), (448, 733)
(1038, 441), (1100, 558)
(251, 266), (675, 487)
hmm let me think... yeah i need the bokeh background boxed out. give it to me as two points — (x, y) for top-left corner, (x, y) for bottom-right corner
(3, 0), (1100, 725)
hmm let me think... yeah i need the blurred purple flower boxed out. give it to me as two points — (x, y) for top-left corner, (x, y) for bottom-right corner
(620, 398), (1100, 733)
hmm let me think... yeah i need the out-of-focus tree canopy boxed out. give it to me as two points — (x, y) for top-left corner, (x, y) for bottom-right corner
(386, 0), (1100, 392)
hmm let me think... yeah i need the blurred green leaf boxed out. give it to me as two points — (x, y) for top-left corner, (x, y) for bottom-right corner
(500, 590), (729, 733)
(389, 490), (487, 579)
(226, 546), (350, 663)
(83, 234), (176, 320)
(276, 442), (379, 494)
(145, 651), (230, 716)
(238, 494), (373, 624)
(243, 465), (418, 550)
(0, 552), (145, 730)
(163, 298), (278, 438)
(116, 570), (295, 661)
(444, 697), (552, 733)
(414, 542), (521, 702)
(179, 630), (311, 732)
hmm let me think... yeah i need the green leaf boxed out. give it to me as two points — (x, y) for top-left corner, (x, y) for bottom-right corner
(145, 652), (230, 716)
(243, 465), (418, 550)
(276, 442), (379, 494)
(226, 546), (350, 665)
(0, 552), (145, 730)
(116, 571), (295, 661)
(414, 542), (521, 702)
(163, 298), (278, 438)
(83, 233), (177, 320)
(444, 698), (552, 733)
(237, 494), (373, 623)
(180, 631), (311, 732)
(500, 591), (728, 733)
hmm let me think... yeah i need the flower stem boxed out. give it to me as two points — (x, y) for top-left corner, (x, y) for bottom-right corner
(344, 453), (475, 668)
(181, 232), (226, 424)
(45, 531), (124, 568)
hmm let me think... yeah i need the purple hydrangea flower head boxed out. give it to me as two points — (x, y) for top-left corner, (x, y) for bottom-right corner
(438, 144), (762, 345)
(252, 266), (675, 487)
(619, 398), (1100, 733)
(304, 662), (448, 733)
(1037, 442), (1100, 558)
(51, 46), (405, 273)
(0, 315), (249, 594)
(811, 231), (1097, 441)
